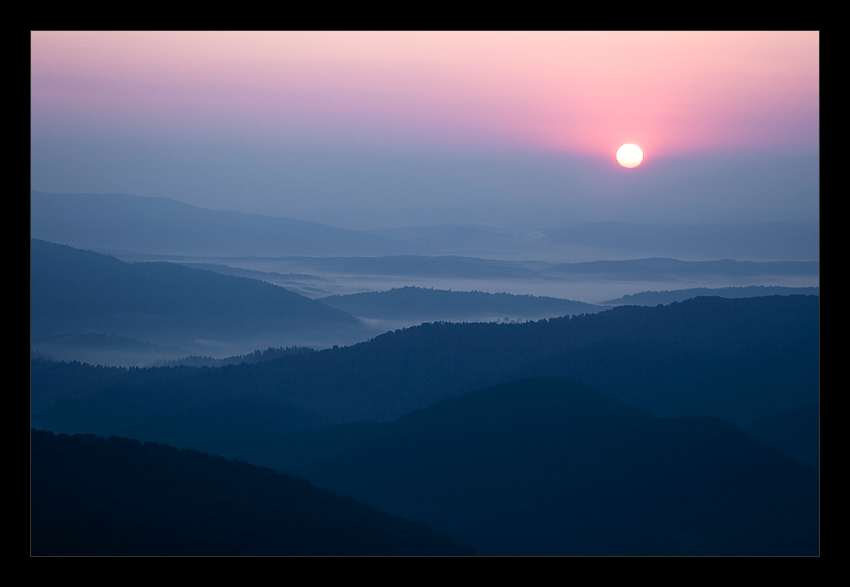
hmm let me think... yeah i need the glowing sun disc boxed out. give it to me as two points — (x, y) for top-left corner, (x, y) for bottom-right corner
(616, 144), (644, 168)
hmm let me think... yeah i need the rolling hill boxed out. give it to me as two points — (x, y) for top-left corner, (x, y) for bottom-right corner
(31, 239), (366, 355)
(263, 378), (819, 555)
(320, 286), (602, 322)
(32, 295), (819, 449)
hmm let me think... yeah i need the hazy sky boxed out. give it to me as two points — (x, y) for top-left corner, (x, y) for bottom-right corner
(31, 31), (819, 229)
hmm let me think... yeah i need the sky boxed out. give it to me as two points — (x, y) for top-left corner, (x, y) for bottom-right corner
(31, 31), (819, 230)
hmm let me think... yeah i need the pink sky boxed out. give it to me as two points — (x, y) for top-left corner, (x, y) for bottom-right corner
(31, 31), (818, 159)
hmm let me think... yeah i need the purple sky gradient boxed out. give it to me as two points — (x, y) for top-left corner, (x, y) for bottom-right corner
(31, 31), (819, 229)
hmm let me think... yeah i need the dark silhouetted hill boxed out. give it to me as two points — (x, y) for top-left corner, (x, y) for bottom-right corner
(503, 337), (818, 424)
(745, 404), (819, 472)
(31, 429), (474, 556)
(263, 379), (819, 555)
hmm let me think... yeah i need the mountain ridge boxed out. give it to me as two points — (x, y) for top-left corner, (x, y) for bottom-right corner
(31, 191), (408, 257)
(264, 378), (819, 555)
(30, 239), (367, 355)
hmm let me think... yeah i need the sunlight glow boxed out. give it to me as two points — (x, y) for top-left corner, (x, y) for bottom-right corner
(616, 144), (644, 168)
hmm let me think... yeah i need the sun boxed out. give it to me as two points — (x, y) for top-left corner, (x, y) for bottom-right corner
(616, 144), (644, 168)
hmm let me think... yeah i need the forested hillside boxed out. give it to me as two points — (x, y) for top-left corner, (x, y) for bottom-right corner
(257, 379), (818, 555)
(32, 295), (818, 457)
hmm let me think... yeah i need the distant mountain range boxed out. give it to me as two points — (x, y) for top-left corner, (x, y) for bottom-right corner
(548, 257), (817, 279)
(604, 285), (819, 306)
(169, 254), (818, 283)
(31, 191), (408, 257)
(543, 221), (818, 261)
(33, 191), (818, 262)
(370, 220), (819, 261)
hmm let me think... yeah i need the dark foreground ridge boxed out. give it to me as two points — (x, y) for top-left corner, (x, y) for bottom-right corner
(267, 378), (819, 556)
(30, 429), (474, 556)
